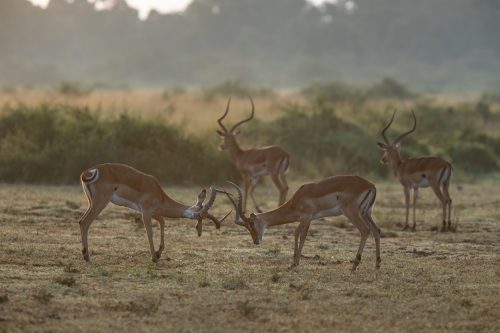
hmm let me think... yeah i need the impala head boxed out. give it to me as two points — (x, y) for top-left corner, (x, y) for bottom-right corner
(221, 181), (267, 245)
(216, 96), (255, 151)
(187, 187), (231, 236)
(377, 110), (417, 164)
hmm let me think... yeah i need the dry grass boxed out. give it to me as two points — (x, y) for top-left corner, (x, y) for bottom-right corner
(0, 181), (498, 332)
(0, 89), (300, 136)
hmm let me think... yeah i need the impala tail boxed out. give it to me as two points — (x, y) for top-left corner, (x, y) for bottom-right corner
(279, 155), (290, 174)
(360, 187), (377, 217)
(81, 168), (99, 184)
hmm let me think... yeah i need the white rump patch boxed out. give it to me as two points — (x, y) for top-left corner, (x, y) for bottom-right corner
(84, 168), (99, 184)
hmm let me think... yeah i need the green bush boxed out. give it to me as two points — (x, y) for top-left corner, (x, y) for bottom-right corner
(244, 104), (383, 178)
(448, 143), (499, 173)
(0, 105), (236, 184)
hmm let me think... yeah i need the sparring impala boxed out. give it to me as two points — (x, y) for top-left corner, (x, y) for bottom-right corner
(377, 111), (453, 232)
(222, 177), (381, 271)
(78, 163), (229, 262)
(217, 97), (290, 213)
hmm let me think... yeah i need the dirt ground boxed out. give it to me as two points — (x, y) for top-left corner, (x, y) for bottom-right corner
(0, 181), (499, 332)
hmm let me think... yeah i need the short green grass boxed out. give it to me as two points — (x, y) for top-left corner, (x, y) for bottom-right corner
(0, 182), (498, 332)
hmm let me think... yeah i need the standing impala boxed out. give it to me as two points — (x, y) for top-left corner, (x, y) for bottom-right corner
(377, 111), (453, 232)
(222, 177), (381, 271)
(78, 163), (229, 262)
(216, 97), (290, 213)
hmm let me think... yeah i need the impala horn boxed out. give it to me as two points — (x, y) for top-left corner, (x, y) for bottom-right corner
(380, 110), (396, 144)
(224, 181), (253, 225)
(393, 110), (417, 144)
(217, 97), (231, 133)
(230, 96), (255, 133)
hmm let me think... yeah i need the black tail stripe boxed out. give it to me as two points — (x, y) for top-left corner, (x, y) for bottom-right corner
(359, 190), (371, 212)
(278, 156), (289, 173)
(84, 170), (98, 183)
(438, 167), (447, 184)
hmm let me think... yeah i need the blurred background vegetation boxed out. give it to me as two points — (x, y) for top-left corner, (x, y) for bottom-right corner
(0, 79), (498, 184)
(0, 0), (499, 184)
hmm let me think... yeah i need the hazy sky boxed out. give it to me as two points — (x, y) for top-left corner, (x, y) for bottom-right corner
(27, 0), (336, 20)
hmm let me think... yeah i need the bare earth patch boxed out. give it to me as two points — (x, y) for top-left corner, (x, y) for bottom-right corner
(0, 182), (499, 332)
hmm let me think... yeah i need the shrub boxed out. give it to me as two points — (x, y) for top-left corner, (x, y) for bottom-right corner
(0, 105), (236, 184)
(245, 103), (382, 178)
(448, 143), (499, 173)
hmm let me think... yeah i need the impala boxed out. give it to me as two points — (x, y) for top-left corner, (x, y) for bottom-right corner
(216, 97), (290, 213)
(78, 163), (229, 262)
(222, 177), (381, 271)
(377, 111), (453, 231)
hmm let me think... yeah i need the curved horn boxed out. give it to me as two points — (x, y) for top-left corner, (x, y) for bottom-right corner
(230, 96), (255, 133)
(226, 181), (252, 224)
(206, 211), (232, 229)
(394, 110), (417, 144)
(196, 187), (217, 216)
(380, 110), (396, 144)
(217, 97), (231, 133)
(217, 189), (245, 226)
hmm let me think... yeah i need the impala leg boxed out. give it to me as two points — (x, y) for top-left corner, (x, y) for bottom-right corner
(412, 188), (419, 231)
(403, 186), (410, 230)
(79, 186), (111, 262)
(362, 213), (382, 269)
(430, 182), (448, 232)
(142, 212), (158, 262)
(291, 220), (311, 268)
(243, 177), (250, 213)
(271, 172), (288, 207)
(153, 215), (165, 259)
(248, 176), (262, 213)
(442, 182), (453, 230)
(79, 201), (109, 262)
(345, 210), (370, 272)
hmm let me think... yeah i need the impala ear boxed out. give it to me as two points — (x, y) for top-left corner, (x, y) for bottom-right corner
(377, 142), (387, 150)
(216, 130), (225, 136)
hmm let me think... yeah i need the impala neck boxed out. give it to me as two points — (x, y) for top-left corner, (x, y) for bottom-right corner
(258, 204), (297, 227)
(156, 194), (193, 219)
(390, 151), (403, 178)
(225, 136), (244, 161)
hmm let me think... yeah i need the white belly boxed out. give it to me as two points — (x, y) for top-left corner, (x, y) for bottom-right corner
(412, 178), (429, 188)
(111, 193), (142, 212)
(248, 164), (268, 177)
(312, 206), (343, 219)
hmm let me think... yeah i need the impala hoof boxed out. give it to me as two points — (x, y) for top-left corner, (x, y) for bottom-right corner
(155, 250), (162, 259)
(82, 248), (89, 262)
(402, 225), (410, 231)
